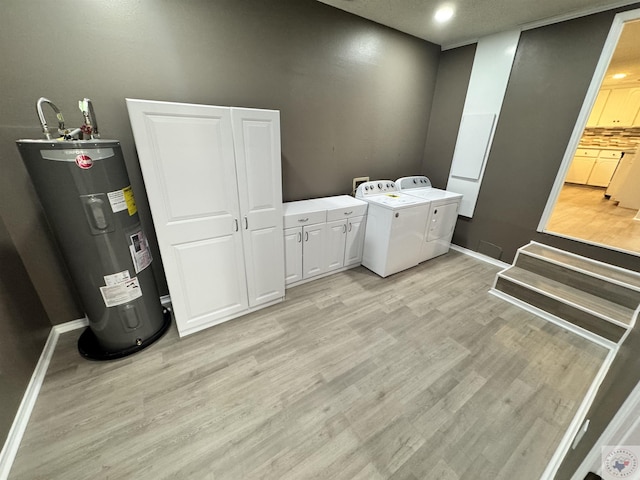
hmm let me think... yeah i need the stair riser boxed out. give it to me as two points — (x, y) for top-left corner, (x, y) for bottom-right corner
(495, 277), (626, 343)
(515, 254), (640, 310)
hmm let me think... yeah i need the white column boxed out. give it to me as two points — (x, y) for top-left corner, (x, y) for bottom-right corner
(446, 30), (521, 218)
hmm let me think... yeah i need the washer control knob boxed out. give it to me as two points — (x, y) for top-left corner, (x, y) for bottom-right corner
(377, 183), (382, 189)
(413, 178), (417, 184)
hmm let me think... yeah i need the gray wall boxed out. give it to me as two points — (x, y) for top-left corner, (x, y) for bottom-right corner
(0, 0), (441, 325)
(449, 9), (640, 273)
(0, 213), (50, 446)
(0, 0), (440, 454)
(422, 44), (476, 189)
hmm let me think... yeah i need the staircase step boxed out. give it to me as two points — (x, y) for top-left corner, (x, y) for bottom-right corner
(515, 251), (640, 309)
(494, 276), (626, 343)
(521, 243), (640, 291)
(498, 266), (634, 328)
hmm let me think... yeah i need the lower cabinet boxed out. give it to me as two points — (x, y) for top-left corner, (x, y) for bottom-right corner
(325, 215), (366, 272)
(283, 195), (367, 287)
(587, 151), (622, 187)
(566, 150), (598, 184)
(566, 149), (621, 187)
(344, 215), (366, 266)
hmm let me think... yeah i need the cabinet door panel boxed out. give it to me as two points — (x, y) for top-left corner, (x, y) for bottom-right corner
(174, 237), (248, 326)
(126, 99), (248, 335)
(231, 108), (285, 307)
(345, 216), (366, 266)
(284, 227), (303, 285)
(586, 89), (609, 127)
(303, 224), (326, 279)
(326, 219), (347, 272)
(587, 158), (619, 187)
(246, 226), (285, 304)
(598, 88), (640, 126)
(566, 157), (596, 184)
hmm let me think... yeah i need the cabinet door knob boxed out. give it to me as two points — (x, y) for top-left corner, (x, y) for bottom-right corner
(298, 218), (309, 223)
(298, 232), (302, 243)
(344, 211), (353, 215)
(305, 231), (309, 242)
(234, 219), (239, 232)
(348, 223), (352, 232)
(343, 224), (346, 233)
(244, 217), (248, 229)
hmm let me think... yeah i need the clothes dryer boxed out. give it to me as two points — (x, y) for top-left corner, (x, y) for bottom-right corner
(396, 176), (463, 261)
(355, 180), (430, 277)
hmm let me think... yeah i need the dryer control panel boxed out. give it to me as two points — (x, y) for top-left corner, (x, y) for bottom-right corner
(396, 176), (432, 190)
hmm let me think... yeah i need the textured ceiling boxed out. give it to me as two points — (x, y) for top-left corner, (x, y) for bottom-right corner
(316, 0), (640, 48)
(603, 19), (640, 86)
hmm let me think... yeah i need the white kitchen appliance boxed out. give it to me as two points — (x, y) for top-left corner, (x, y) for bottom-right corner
(355, 180), (430, 277)
(396, 176), (462, 261)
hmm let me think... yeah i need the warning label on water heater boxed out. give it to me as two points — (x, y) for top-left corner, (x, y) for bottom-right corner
(99, 277), (143, 307)
(107, 186), (138, 216)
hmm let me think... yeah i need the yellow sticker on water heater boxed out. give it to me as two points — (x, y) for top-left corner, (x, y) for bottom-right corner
(123, 186), (137, 216)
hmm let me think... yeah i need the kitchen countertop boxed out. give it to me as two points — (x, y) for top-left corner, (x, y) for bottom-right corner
(578, 145), (637, 154)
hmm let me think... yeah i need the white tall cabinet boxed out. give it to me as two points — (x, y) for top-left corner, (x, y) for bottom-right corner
(126, 99), (285, 337)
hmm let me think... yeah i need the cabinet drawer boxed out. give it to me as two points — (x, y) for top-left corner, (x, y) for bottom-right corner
(597, 150), (622, 160)
(326, 204), (367, 221)
(574, 149), (600, 158)
(283, 200), (326, 228)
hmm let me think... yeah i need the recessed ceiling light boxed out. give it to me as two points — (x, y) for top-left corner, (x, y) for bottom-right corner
(434, 5), (454, 23)
(612, 73), (627, 79)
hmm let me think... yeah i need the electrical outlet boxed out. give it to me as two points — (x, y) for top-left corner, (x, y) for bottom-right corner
(352, 176), (369, 195)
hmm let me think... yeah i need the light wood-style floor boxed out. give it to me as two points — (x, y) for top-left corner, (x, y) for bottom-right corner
(9, 251), (608, 480)
(547, 183), (640, 253)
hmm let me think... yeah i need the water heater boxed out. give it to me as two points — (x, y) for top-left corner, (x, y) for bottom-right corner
(16, 98), (170, 360)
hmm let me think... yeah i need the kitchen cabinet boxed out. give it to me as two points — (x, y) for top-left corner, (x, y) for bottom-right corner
(595, 88), (640, 126)
(325, 219), (347, 272)
(586, 90), (610, 127)
(126, 99), (284, 337)
(344, 215), (366, 266)
(302, 223), (327, 278)
(283, 195), (367, 287)
(319, 196), (368, 272)
(566, 148), (622, 187)
(586, 150), (622, 187)
(283, 200), (327, 285)
(565, 149), (598, 184)
(283, 228), (303, 285)
(283, 223), (327, 283)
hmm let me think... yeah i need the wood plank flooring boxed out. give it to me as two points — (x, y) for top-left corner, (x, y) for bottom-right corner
(9, 251), (608, 480)
(547, 183), (640, 253)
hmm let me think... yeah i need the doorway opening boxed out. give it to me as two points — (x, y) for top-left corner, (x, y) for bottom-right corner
(539, 11), (640, 255)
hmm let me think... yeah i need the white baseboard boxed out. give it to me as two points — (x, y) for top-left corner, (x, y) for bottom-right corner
(450, 243), (511, 269)
(0, 317), (87, 480)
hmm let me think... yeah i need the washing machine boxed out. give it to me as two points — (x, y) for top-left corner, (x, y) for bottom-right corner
(396, 176), (463, 261)
(355, 180), (431, 277)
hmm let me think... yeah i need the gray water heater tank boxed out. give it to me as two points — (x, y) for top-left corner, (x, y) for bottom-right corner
(16, 139), (170, 360)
